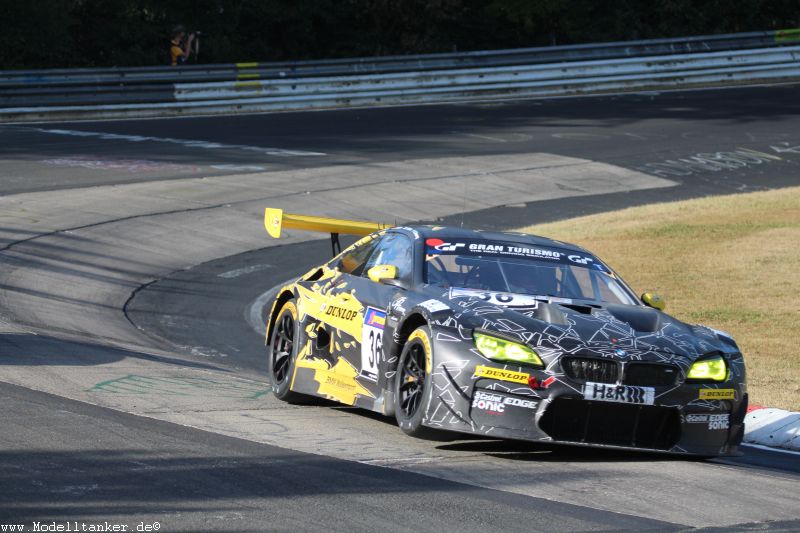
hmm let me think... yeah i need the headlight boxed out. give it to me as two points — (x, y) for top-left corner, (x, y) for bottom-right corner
(473, 331), (543, 368)
(687, 356), (728, 382)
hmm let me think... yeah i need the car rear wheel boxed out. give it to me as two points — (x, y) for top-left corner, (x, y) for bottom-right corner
(394, 326), (445, 439)
(268, 299), (307, 404)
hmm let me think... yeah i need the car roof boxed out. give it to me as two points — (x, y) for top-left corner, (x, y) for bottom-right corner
(397, 225), (590, 255)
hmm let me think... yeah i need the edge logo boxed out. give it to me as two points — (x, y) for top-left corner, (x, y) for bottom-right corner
(686, 413), (730, 430)
(472, 390), (538, 414)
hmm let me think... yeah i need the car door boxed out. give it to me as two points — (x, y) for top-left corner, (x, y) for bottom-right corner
(291, 234), (382, 405)
(342, 232), (415, 399)
(292, 232), (414, 409)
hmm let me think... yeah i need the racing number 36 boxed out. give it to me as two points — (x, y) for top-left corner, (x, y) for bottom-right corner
(360, 307), (387, 382)
(368, 329), (382, 367)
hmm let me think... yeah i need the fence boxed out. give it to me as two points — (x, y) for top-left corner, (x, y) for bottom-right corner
(1, 29), (798, 122)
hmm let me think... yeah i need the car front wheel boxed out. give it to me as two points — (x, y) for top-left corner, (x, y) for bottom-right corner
(394, 325), (444, 439)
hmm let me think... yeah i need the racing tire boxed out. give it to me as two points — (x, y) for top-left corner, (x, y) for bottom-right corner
(268, 299), (307, 404)
(394, 325), (448, 440)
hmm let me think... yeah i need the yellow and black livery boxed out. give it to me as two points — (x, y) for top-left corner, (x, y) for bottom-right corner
(262, 208), (748, 456)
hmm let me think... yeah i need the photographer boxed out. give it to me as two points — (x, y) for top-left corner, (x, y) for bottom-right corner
(169, 25), (197, 66)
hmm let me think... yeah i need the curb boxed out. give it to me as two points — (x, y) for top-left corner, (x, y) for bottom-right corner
(744, 407), (800, 451)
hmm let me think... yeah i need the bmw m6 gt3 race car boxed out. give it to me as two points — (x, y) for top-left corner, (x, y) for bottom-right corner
(263, 208), (747, 457)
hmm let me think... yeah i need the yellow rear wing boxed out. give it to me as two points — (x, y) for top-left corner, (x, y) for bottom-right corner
(264, 208), (393, 255)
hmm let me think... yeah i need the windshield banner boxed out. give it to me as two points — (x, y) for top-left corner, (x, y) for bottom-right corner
(425, 238), (609, 272)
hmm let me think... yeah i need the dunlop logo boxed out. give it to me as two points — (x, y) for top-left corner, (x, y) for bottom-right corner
(473, 365), (530, 384)
(698, 389), (735, 401)
(325, 306), (358, 320)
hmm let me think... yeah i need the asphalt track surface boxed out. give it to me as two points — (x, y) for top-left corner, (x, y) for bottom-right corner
(3, 85), (800, 531)
(2, 382), (677, 532)
(3, 84), (800, 196)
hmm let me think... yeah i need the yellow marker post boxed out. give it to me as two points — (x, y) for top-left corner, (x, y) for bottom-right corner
(775, 29), (800, 43)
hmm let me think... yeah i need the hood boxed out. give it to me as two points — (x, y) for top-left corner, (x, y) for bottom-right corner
(438, 288), (731, 364)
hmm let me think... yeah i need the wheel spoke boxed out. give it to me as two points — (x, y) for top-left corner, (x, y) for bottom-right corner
(409, 392), (421, 414)
(274, 354), (289, 380)
(401, 389), (419, 411)
(399, 380), (416, 392)
(405, 353), (424, 379)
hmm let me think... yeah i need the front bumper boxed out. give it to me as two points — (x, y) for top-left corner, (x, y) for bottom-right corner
(424, 359), (747, 457)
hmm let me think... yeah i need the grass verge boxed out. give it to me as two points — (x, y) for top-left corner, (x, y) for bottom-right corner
(517, 186), (800, 410)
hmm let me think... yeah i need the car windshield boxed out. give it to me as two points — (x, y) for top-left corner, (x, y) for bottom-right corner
(423, 238), (638, 305)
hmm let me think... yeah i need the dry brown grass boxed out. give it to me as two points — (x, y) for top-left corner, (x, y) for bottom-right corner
(518, 187), (800, 410)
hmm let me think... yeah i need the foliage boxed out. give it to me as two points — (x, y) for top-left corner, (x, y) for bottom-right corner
(0, 0), (797, 68)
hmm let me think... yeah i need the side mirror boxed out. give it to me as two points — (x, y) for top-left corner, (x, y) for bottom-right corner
(368, 264), (398, 284)
(641, 292), (666, 311)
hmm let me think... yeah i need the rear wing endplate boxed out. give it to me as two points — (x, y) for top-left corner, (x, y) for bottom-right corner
(264, 208), (392, 255)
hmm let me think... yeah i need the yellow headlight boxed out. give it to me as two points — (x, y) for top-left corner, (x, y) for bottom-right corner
(473, 332), (543, 368)
(687, 356), (727, 382)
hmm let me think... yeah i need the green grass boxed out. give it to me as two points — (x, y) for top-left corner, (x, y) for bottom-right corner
(518, 187), (800, 410)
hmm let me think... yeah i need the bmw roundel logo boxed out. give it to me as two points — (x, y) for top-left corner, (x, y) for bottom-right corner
(615, 348), (627, 357)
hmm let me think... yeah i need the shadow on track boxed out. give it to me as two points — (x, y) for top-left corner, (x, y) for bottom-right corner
(0, 333), (223, 370)
(0, 381), (677, 531)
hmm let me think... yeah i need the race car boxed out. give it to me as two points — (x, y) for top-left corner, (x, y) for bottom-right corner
(263, 208), (747, 456)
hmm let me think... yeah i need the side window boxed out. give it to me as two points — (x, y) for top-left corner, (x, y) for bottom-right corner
(337, 237), (380, 276)
(364, 233), (414, 280)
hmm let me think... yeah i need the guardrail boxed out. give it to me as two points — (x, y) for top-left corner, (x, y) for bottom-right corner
(1, 29), (799, 122)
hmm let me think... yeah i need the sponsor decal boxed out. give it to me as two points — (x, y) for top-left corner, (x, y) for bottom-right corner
(699, 389), (735, 400)
(449, 288), (541, 308)
(708, 414), (730, 430)
(469, 243), (507, 253)
(686, 413), (730, 430)
(423, 238), (610, 272)
(426, 238), (466, 252)
(471, 390), (539, 414)
(583, 382), (655, 405)
(364, 307), (386, 329)
(567, 254), (594, 265)
(390, 296), (408, 314)
(360, 307), (386, 382)
(325, 305), (358, 321)
(294, 358), (374, 405)
(419, 299), (450, 313)
(473, 365), (530, 384)
(686, 414), (709, 423)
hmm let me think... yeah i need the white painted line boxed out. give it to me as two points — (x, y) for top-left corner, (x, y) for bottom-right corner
(210, 164), (266, 171)
(29, 127), (326, 157)
(217, 264), (272, 279)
